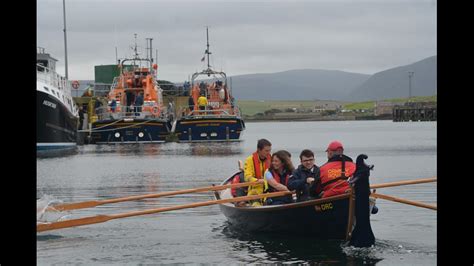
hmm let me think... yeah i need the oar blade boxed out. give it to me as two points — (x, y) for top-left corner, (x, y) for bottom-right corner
(37, 215), (111, 232)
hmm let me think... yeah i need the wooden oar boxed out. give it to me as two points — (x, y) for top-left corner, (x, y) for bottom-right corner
(371, 192), (437, 210)
(37, 190), (293, 232)
(46, 181), (259, 212)
(370, 177), (436, 189)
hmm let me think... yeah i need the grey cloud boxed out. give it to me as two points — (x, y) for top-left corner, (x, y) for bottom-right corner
(37, 0), (436, 82)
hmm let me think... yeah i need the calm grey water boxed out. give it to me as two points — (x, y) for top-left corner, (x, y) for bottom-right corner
(37, 120), (437, 265)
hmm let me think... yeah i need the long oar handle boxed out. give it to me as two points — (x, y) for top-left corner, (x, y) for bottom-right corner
(47, 181), (260, 212)
(37, 190), (292, 232)
(371, 192), (437, 211)
(370, 177), (436, 189)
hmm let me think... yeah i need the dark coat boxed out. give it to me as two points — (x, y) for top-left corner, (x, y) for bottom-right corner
(135, 94), (144, 106)
(288, 164), (320, 201)
(78, 108), (84, 119)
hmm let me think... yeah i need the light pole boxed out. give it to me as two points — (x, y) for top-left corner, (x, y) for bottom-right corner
(408, 71), (414, 100)
(63, 0), (68, 79)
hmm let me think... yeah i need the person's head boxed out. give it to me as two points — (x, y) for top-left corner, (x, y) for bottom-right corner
(299, 149), (315, 169)
(257, 138), (272, 159)
(326, 141), (344, 159)
(270, 150), (295, 173)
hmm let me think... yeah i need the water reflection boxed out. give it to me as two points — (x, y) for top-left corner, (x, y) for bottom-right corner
(76, 142), (244, 157)
(87, 143), (162, 156)
(187, 142), (244, 156)
(218, 222), (383, 264)
(37, 147), (78, 159)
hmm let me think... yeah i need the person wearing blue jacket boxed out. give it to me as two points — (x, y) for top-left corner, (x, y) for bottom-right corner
(288, 149), (321, 202)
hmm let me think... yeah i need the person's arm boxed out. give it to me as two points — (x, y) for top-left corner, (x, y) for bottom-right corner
(244, 156), (257, 182)
(287, 169), (305, 191)
(265, 171), (289, 191)
(308, 167), (322, 197)
(314, 167), (321, 184)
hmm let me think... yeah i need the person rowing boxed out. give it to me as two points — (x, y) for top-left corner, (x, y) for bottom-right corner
(263, 150), (294, 205)
(313, 141), (356, 198)
(243, 139), (272, 207)
(288, 149), (321, 202)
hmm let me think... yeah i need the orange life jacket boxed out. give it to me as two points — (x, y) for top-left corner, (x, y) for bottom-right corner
(318, 155), (356, 198)
(252, 152), (271, 179)
(270, 169), (289, 186)
(265, 168), (293, 204)
(231, 172), (246, 197)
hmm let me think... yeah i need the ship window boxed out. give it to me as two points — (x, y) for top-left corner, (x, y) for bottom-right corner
(43, 86), (49, 92)
(37, 60), (48, 72)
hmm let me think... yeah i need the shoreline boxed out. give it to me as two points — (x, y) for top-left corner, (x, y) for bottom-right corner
(243, 115), (393, 123)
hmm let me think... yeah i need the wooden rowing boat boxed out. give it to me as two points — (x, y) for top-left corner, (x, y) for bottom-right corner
(214, 172), (376, 240)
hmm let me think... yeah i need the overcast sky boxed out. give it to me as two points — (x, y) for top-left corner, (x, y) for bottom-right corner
(37, 0), (436, 83)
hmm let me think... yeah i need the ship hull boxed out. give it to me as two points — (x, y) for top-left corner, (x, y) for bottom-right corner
(37, 90), (78, 153)
(174, 117), (245, 142)
(90, 118), (172, 143)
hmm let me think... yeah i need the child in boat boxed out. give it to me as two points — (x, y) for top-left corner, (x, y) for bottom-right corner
(288, 149), (321, 201)
(263, 150), (294, 205)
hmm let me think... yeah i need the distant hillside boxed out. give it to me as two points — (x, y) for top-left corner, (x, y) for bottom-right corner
(349, 56), (437, 101)
(229, 69), (370, 101)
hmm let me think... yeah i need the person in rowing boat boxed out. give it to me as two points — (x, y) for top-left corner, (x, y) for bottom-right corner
(287, 149), (321, 202)
(314, 141), (356, 198)
(263, 150), (294, 205)
(244, 138), (272, 207)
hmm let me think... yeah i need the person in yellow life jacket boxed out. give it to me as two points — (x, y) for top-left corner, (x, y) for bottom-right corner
(244, 138), (272, 207)
(197, 94), (208, 111)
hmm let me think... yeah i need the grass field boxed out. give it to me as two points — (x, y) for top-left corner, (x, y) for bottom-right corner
(236, 100), (332, 116)
(237, 95), (437, 116)
(237, 100), (347, 115)
(343, 95), (437, 110)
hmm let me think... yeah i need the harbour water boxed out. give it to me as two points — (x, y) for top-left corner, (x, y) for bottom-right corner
(37, 120), (436, 265)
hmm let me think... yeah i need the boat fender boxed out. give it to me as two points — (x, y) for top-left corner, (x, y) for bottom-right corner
(371, 205), (378, 214)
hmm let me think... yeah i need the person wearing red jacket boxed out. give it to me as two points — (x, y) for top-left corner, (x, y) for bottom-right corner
(312, 141), (356, 198)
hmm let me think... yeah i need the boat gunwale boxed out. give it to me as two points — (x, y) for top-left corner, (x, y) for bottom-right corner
(216, 172), (351, 212)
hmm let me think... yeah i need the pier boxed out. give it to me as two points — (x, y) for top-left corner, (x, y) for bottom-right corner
(392, 102), (437, 122)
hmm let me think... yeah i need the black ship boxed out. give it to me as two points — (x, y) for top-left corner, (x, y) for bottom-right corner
(37, 47), (78, 154)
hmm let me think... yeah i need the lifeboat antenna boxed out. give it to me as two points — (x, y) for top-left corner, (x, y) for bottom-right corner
(133, 33), (139, 60)
(205, 26), (212, 75)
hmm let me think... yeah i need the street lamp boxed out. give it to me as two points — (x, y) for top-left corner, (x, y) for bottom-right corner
(408, 71), (414, 100)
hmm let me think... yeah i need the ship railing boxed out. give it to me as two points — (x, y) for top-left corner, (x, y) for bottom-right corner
(37, 63), (72, 96)
(110, 77), (120, 91)
(178, 106), (242, 119)
(95, 106), (169, 121)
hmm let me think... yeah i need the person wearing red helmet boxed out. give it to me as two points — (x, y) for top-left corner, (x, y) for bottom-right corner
(312, 141), (356, 198)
